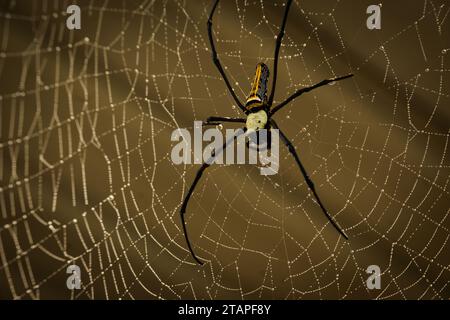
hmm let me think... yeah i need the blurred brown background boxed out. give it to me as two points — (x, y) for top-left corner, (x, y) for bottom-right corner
(0, 0), (449, 299)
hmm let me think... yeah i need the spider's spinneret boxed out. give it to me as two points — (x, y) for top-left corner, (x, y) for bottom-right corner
(245, 63), (270, 132)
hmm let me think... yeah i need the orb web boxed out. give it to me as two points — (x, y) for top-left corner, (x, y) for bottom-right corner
(0, 0), (449, 299)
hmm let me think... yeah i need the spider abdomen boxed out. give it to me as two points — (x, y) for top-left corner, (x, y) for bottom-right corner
(245, 63), (270, 112)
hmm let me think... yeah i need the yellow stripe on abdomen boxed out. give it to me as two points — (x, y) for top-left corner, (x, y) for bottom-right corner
(246, 63), (269, 110)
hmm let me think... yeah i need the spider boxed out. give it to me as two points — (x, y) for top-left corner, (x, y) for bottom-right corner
(180, 0), (353, 265)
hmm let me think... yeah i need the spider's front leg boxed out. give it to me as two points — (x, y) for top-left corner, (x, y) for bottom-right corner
(270, 119), (348, 239)
(180, 129), (246, 265)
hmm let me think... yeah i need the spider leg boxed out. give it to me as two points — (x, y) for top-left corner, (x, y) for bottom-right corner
(208, 0), (246, 113)
(268, 0), (294, 107)
(180, 129), (246, 265)
(270, 119), (349, 240)
(203, 116), (246, 126)
(270, 74), (353, 115)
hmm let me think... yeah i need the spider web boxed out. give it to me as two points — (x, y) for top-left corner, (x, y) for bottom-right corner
(0, 0), (449, 299)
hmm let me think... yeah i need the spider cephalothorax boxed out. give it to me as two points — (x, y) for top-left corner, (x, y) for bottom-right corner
(180, 0), (354, 265)
(246, 109), (268, 132)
